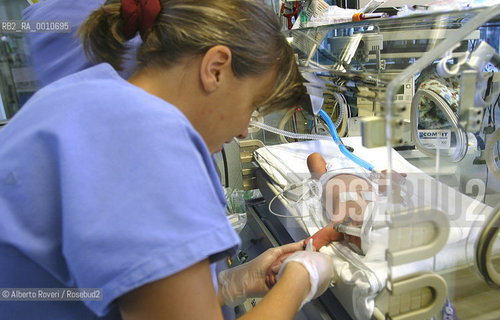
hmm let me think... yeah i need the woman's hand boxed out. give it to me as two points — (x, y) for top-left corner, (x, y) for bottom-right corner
(277, 240), (335, 308)
(218, 241), (304, 307)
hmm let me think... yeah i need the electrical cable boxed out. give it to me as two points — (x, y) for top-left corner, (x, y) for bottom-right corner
(221, 146), (229, 188)
(268, 184), (312, 219)
(267, 182), (315, 236)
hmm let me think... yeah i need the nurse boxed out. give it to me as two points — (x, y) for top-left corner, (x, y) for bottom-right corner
(0, 1), (334, 319)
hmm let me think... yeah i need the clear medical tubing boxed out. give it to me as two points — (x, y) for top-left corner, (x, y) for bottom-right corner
(410, 89), (468, 162)
(319, 109), (375, 171)
(358, 0), (386, 14)
(276, 100), (345, 144)
(466, 203), (500, 288)
(249, 120), (333, 141)
(485, 127), (500, 180)
(329, 91), (346, 130)
(250, 111), (374, 171)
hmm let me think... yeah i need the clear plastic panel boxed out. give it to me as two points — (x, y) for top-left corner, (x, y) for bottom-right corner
(287, 6), (500, 319)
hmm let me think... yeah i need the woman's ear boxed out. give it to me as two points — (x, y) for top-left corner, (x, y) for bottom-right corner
(200, 45), (232, 93)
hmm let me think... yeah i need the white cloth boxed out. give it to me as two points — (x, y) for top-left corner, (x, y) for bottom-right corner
(254, 139), (494, 319)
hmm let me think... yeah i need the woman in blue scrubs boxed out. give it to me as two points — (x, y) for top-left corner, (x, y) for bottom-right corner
(23, 0), (139, 86)
(0, 1), (334, 319)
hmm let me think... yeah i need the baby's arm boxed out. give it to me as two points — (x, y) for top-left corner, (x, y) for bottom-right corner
(307, 153), (366, 251)
(308, 222), (343, 250)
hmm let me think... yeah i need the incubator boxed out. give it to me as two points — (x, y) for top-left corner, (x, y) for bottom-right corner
(237, 4), (500, 320)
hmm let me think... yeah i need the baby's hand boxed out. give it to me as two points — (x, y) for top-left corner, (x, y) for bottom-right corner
(308, 222), (344, 250)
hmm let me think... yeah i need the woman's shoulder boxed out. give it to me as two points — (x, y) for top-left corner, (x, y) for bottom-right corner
(47, 63), (132, 92)
(33, 64), (181, 117)
(15, 63), (194, 141)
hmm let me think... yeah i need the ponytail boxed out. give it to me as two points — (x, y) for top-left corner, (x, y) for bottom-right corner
(79, 2), (129, 71)
(79, 0), (162, 71)
(79, 0), (307, 113)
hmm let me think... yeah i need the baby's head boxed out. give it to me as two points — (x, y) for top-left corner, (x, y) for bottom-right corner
(307, 152), (327, 180)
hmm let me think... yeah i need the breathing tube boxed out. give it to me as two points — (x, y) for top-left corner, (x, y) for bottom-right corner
(249, 120), (333, 141)
(318, 109), (375, 171)
(249, 110), (375, 171)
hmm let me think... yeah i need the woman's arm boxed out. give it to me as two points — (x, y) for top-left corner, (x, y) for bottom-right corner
(239, 262), (310, 320)
(119, 259), (224, 320)
(217, 241), (305, 307)
(119, 258), (313, 320)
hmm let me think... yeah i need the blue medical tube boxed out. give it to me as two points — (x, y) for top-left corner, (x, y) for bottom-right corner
(318, 109), (375, 171)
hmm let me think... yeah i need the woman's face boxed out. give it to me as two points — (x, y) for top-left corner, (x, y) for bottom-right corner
(202, 68), (277, 153)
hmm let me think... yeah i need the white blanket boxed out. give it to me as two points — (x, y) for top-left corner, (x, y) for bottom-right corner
(254, 138), (494, 319)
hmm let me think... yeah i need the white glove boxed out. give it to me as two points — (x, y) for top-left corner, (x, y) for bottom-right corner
(277, 239), (335, 308)
(218, 241), (304, 307)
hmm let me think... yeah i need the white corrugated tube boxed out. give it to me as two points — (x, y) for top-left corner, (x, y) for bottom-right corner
(249, 120), (333, 141)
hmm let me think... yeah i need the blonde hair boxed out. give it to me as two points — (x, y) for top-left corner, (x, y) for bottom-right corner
(79, 0), (307, 113)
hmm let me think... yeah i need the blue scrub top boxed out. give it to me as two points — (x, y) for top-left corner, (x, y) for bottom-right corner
(0, 63), (241, 319)
(23, 0), (139, 86)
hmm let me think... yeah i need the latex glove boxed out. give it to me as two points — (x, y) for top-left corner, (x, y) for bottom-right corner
(277, 239), (335, 308)
(218, 241), (304, 307)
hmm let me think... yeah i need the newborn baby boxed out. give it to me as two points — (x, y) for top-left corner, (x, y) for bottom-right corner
(266, 153), (406, 285)
(307, 152), (406, 253)
(307, 152), (374, 252)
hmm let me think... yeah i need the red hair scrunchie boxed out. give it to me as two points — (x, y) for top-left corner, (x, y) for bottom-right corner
(122, 0), (161, 40)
